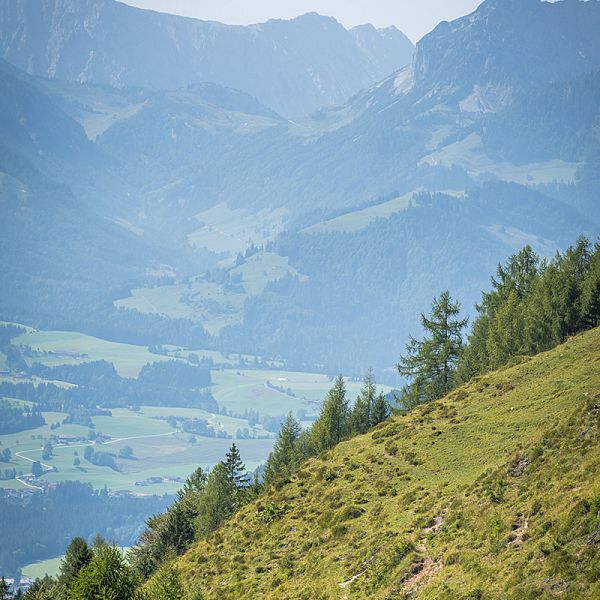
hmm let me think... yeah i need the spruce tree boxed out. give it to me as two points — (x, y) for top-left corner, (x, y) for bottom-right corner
(485, 289), (524, 368)
(143, 562), (185, 600)
(58, 537), (92, 588)
(349, 370), (376, 435)
(178, 466), (207, 500)
(581, 242), (600, 328)
(70, 545), (139, 600)
(371, 392), (390, 426)
(397, 291), (467, 408)
(311, 375), (349, 452)
(224, 444), (249, 489)
(263, 413), (302, 485)
(0, 577), (10, 600)
(194, 462), (236, 538)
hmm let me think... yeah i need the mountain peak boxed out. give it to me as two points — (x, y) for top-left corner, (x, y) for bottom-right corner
(0, 0), (414, 117)
(410, 0), (600, 109)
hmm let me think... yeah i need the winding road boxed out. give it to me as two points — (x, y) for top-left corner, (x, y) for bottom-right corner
(14, 430), (178, 490)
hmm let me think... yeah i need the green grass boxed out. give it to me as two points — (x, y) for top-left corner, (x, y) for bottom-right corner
(3, 324), (390, 495)
(12, 326), (241, 376)
(303, 191), (417, 234)
(13, 329), (174, 378)
(186, 202), (287, 257)
(210, 370), (389, 417)
(419, 132), (580, 185)
(173, 328), (600, 599)
(115, 251), (306, 335)
(22, 555), (64, 580)
(0, 405), (274, 494)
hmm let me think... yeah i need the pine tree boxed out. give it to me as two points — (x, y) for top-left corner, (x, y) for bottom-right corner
(581, 242), (600, 328)
(177, 466), (207, 500)
(398, 291), (467, 408)
(349, 370), (376, 435)
(311, 376), (349, 452)
(263, 413), (302, 485)
(486, 289), (524, 368)
(58, 537), (92, 587)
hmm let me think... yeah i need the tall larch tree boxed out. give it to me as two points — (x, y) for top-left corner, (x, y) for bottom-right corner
(397, 291), (467, 408)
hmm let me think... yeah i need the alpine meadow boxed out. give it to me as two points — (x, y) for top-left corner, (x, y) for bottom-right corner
(0, 0), (599, 598)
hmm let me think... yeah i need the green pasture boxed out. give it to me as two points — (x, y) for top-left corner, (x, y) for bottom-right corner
(419, 132), (580, 185)
(210, 369), (390, 417)
(186, 202), (287, 257)
(0, 405), (274, 494)
(115, 251), (304, 335)
(13, 329), (173, 378)
(12, 327), (234, 377)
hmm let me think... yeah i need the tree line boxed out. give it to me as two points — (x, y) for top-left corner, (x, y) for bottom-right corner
(0, 359), (216, 416)
(16, 369), (391, 599)
(397, 236), (600, 407)
(0, 401), (45, 435)
(13, 235), (600, 599)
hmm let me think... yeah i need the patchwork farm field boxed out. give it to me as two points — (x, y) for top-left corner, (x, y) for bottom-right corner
(114, 251), (306, 335)
(1, 406), (274, 494)
(1, 323), (392, 495)
(11, 326), (241, 376)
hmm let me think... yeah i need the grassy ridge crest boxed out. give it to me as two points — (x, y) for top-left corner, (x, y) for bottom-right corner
(174, 328), (600, 599)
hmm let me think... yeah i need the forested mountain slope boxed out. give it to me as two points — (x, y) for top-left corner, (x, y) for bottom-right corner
(2, 0), (600, 375)
(174, 327), (600, 598)
(0, 0), (414, 117)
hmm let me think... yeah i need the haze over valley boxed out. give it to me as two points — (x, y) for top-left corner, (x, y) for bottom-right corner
(0, 0), (599, 596)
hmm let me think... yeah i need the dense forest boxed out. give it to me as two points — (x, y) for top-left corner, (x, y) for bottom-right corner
(0, 482), (170, 577)
(0, 360), (216, 413)
(0, 401), (45, 435)
(12, 235), (599, 599)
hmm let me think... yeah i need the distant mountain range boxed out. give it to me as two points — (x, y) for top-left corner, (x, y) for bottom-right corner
(0, 0), (414, 117)
(1, 0), (599, 374)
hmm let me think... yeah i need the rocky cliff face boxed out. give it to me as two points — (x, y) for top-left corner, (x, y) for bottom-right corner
(408, 0), (600, 112)
(0, 0), (414, 117)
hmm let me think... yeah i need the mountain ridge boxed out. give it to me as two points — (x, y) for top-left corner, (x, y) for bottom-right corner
(170, 327), (600, 598)
(0, 0), (414, 117)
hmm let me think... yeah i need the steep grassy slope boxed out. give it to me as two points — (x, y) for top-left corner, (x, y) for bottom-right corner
(175, 328), (600, 599)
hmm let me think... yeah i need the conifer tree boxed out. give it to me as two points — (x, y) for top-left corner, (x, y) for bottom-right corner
(194, 462), (236, 538)
(371, 392), (390, 426)
(311, 375), (349, 452)
(177, 466), (207, 501)
(485, 289), (524, 368)
(263, 413), (302, 485)
(31, 461), (43, 477)
(143, 562), (185, 600)
(581, 241), (600, 328)
(0, 578), (10, 600)
(70, 545), (139, 600)
(225, 443), (249, 490)
(58, 537), (92, 588)
(22, 576), (60, 600)
(349, 370), (376, 435)
(398, 291), (467, 408)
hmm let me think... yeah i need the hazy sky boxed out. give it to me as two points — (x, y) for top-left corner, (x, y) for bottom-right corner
(120, 0), (484, 42)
